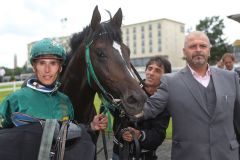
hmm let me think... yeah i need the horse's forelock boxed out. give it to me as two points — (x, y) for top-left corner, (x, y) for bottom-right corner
(69, 19), (122, 57)
(97, 22), (122, 43)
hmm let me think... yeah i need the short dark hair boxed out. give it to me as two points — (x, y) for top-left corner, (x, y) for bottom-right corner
(145, 56), (172, 73)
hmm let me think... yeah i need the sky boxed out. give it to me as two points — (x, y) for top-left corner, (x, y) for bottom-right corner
(0, 0), (240, 68)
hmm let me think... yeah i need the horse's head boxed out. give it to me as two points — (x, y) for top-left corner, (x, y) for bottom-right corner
(62, 6), (147, 119)
(87, 6), (148, 116)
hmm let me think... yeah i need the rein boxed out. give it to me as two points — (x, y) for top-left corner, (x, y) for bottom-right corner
(85, 43), (121, 160)
(130, 63), (146, 89)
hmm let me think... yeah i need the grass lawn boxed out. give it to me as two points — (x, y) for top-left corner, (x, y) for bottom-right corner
(0, 84), (22, 89)
(0, 90), (172, 139)
(0, 91), (12, 102)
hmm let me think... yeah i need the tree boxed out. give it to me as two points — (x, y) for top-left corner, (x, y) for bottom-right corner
(196, 16), (230, 64)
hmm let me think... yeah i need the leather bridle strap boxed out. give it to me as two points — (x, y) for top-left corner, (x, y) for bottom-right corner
(130, 63), (145, 88)
(57, 121), (68, 160)
(131, 130), (141, 160)
(119, 128), (141, 160)
(101, 130), (108, 160)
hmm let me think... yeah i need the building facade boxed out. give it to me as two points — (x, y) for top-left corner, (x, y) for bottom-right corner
(122, 18), (186, 71)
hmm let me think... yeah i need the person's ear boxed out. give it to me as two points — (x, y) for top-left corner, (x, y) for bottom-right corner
(182, 48), (187, 59)
(32, 64), (36, 73)
(59, 66), (62, 73)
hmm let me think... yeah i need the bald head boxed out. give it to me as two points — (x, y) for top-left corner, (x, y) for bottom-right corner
(184, 31), (211, 48)
(183, 31), (212, 73)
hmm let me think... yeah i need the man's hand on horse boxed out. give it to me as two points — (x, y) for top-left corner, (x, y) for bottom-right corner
(90, 113), (108, 131)
(122, 127), (142, 142)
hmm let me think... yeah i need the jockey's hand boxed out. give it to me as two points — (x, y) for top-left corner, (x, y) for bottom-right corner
(122, 127), (141, 142)
(90, 113), (108, 131)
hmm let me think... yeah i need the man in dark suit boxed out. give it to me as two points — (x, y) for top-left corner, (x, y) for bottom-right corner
(141, 31), (240, 160)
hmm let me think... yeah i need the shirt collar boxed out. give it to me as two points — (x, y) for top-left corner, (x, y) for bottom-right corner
(26, 78), (59, 93)
(188, 64), (211, 78)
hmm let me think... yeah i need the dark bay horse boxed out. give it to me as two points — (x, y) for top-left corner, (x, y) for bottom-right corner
(60, 6), (147, 126)
(0, 6), (146, 160)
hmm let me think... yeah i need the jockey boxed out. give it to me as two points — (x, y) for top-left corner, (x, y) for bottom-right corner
(0, 38), (107, 130)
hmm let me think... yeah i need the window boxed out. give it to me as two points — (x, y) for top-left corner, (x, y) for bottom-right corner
(148, 24), (152, 31)
(141, 26), (144, 32)
(158, 23), (161, 29)
(133, 27), (136, 33)
(149, 39), (152, 45)
(149, 32), (152, 38)
(131, 57), (151, 67)
(133, 34), (136, 40)
(180, 26), (184, 33)
(133, 41), (136, 47)
(158, 46), (162, 52)
(149, 46), (152, 53)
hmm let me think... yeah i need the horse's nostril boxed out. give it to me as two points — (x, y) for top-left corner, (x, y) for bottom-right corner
(127, 95), (138, 104)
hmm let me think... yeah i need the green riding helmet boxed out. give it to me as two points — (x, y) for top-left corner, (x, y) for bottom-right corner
(30, 38), (66, 64)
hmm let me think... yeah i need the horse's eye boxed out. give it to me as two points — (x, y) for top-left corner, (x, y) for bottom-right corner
(97, 51), (105, 58)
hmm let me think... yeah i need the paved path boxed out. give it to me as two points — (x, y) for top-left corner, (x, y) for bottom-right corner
(96, 133), (171, 160)
(156, 139), (172, 160)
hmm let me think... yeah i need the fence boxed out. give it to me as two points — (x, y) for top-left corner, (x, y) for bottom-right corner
(0, 81), (23, 92)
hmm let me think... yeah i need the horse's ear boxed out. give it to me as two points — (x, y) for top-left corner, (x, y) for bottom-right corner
(111, 8), (122, 28)
(90, 5), (101, 31)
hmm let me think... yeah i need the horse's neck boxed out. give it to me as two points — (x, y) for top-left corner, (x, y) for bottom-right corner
(60, 65), (97, 124)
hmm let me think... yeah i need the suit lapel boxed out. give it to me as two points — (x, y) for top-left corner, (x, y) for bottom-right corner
(180, 66), (211, 116)
(209, 67), (222, 120)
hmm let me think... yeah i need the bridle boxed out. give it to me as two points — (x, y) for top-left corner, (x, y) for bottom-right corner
(85, 40), (123, 111)
(84, 32), (145, 160)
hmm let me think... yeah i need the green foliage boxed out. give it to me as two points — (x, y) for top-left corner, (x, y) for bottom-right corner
(4, 67), (22, 76)
(196, 16), (230, 64)
(166, 118), (172, 139)
(3, 63), (33, 77)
